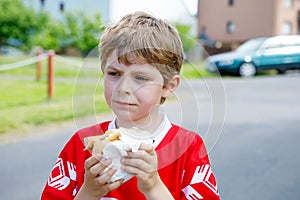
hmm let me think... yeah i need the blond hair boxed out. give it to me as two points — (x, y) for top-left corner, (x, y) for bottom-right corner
(99, 11), (184, 86)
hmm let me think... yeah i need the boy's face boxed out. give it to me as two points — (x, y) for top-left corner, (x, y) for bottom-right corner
(103, 51), (168, 126)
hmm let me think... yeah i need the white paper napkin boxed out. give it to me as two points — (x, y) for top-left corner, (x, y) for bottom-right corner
(102, 127), (153, 183)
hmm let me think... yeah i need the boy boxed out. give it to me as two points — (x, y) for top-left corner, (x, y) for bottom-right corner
(41, 11), (220, 200)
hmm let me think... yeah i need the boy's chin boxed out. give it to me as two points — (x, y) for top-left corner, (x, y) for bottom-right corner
(114, 113), (153, 127)
(114, 112), (139, 123)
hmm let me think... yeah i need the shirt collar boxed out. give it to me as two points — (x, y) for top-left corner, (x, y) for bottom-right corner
(107, 115), (172, 148)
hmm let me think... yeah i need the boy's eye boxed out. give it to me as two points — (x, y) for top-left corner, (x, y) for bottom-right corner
(135, 75), (149, 81)
(107, 71), (121, 77)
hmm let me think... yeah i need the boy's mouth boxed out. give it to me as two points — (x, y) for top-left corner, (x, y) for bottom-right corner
(113, 100), (137, 107)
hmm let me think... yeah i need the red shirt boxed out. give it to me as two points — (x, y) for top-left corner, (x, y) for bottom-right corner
(41, 121), (220, 200)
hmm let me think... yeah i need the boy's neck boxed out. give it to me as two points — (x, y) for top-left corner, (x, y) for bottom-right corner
(115, 114), (164, 134)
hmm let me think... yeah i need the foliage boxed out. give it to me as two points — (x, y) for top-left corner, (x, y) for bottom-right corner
(33, 11), (104, 54)
(33, 11), (62, 50)
(0, 0), (104, 54)
(59, 12), (104, 55)
(174, 23), (197, 53)
(78, 13), (104, 54)
(0, 0), (41, 49)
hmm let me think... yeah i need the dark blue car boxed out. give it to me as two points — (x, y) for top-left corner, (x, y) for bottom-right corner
(206, 35), (300, 77)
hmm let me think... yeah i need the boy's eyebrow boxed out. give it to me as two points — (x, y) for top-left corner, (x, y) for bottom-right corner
(105, 65), (120, 71)
(105, 64), (156, 74)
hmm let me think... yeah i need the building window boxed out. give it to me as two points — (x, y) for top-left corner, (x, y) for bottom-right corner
(60, 2), (65, 12)
(40, 0), (45, 7)
(227, 21), (235, 33)
(229, 0), (235, 6)
(281, 21), (292, 34)
(283, 0), (293, 8)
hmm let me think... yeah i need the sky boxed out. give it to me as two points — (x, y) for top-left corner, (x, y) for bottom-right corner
(110, 0), (198, 23)
(110, 0), (198, 34)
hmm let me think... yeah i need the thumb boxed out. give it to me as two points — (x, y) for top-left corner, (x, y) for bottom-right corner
(139, 143), (155, 155)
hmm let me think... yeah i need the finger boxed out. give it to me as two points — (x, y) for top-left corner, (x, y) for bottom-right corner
(126, 150), (153, 164)
(88, 157), (112, 177)
(127, 150), (149, 159)
(138, 143), (155, 154)
(107, 179), (124, 190)
(121, 163), (145, 175)
(121, 157), (156, 173)
(84, 154), (102, 170)
(96, 167), (117, 185)
(122, 156), (147, 168)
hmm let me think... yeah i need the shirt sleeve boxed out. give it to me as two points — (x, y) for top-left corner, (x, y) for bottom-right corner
(41, 133), (89, 200)
(180, 134), (220, 200)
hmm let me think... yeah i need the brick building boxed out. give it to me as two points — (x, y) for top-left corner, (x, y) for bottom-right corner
(197, 0), (300, 52)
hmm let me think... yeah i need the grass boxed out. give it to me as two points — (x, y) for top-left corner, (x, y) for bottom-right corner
(181, 61), (218, 78)
(0, 78), (109, 134)
(0, 55), (218, 134)
(0, 55), (108, 134)
(0, 55), (100, 77)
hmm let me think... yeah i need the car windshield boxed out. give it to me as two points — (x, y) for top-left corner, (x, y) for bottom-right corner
(236, 38), (267, 53)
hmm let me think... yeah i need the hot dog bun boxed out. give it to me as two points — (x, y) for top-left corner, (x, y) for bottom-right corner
(84, 129), (121, 155)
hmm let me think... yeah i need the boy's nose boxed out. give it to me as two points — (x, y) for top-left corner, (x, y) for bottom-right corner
(116, 74), (133, 95)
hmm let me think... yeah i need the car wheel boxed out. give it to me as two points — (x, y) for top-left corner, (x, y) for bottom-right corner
(239, 63), (256, 77)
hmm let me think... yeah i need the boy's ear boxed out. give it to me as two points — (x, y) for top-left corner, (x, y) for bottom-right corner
(162, 75), (180, 98)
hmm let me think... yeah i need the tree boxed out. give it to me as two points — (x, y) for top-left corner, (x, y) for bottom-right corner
(59, 11), (104, 55)
(30, 10), (61, 50)
(35, 11), (104, 55)
(0, 0), (104, 54)
(174, 23), (197, 54)
(77, 13), (104, 55)
(0, 0), (42, 50)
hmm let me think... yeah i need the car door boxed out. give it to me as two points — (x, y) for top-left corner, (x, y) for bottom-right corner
(255, 38), (284, 69)
(278, 38), (300, 68)
(257, 36), (300, 69)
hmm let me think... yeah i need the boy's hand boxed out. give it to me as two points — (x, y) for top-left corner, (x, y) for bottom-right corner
(75, 154), (123, 200)
(121, 143), (161, 193)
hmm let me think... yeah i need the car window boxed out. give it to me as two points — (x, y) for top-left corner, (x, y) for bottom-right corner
(236, 38), (267, 53)
(260, 38), (282, 50)
(281, 37), (300, 47)
(258, 36), (300, 55)
(260, 36), (300, 50)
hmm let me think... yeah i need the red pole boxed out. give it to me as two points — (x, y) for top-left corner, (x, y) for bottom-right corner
(48, 50), (54, 100)
(36, 47), (42, 81)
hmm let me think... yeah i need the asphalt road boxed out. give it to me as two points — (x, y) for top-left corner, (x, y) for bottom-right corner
(0, 72), (299, 199)
(209, 73), (300, 199)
